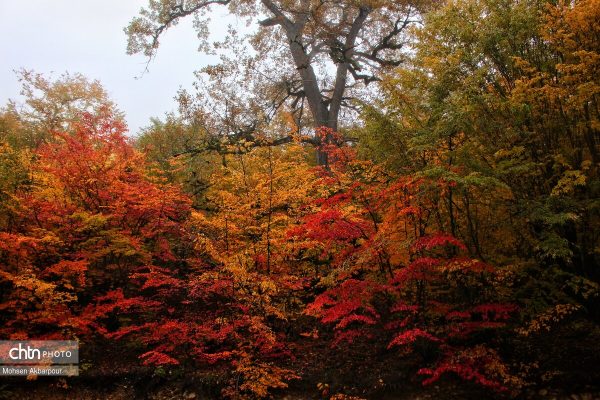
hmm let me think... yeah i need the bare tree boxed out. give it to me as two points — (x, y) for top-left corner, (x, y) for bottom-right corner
(126, 0), (422, 164)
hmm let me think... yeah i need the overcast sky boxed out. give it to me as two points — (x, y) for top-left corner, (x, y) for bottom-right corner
(0, 0), (230, 135)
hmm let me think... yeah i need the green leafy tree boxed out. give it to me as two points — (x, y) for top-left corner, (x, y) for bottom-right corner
(3, 69), (122, 148)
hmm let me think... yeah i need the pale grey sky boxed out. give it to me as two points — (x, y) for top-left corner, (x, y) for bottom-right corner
(0, 0), (229, 135)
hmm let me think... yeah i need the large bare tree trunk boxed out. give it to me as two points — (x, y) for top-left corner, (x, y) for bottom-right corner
(128, 1), (411, 166)
(261, 0), (370, 166)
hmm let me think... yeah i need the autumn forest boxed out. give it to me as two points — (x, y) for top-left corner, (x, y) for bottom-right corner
(0, 0), (599, 398)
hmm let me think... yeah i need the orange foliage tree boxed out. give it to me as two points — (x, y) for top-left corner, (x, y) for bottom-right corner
(0, 111), (192, 340)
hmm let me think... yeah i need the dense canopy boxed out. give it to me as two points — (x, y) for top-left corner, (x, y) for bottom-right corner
(0, 0), (598, 398)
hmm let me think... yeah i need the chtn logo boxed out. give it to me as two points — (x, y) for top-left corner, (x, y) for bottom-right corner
(8, 343), (73, 360)
(9, 343), (40, 360)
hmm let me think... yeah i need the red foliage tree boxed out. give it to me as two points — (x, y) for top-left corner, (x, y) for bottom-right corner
(291, 139), (520, 391)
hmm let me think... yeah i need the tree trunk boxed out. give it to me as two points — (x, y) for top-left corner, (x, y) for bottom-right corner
(261, 0), (370, 166)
